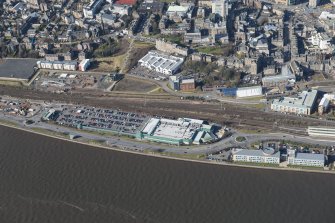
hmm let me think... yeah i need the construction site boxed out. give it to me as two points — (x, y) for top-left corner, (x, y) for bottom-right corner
(31, 71), (121, 93)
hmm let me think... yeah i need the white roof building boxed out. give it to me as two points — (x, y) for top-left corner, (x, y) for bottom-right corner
(166, 5), (193, 18)
(140, 117), (215, 145)
(236, 86), (262, 98)
(138, 51), (184, 75)
(262, 65), (296, 87)
(307, 32), (332, 51)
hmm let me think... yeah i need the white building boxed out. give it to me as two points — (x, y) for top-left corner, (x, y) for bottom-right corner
(111, 4), (131, 16)
(288, 150), (324, 167)
(309, 0), (319, 8)
(79, 59), (90, 71)
(236, 86), (262, 98)
(53, 61), (64, 70)
(138, 51), (184, 75)
(139, 117), (216, 145)
(319, 11), (335, 20)
(83, 0), (105, 18)
(232, 148), (280, 164)
(308, 32), (331, 50)
(99, 13), (117, 25)
(271, 90), (318, 115)
(62, 62), (78, 71)
(166, 5), (193, 18)
(318, 97), (329, 115)
(262, 65), (296, 87)
(320, 93), (335, 113)
(37, 60), (52, 69)
(308, 126), (335, 138)
(37, 60), (77, 71)
(212, 0), (229, 19)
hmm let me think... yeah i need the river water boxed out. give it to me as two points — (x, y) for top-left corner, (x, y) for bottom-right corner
(0, 125), (334, 223)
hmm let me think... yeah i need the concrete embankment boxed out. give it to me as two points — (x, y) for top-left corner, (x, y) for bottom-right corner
(0, 122), (333, 175)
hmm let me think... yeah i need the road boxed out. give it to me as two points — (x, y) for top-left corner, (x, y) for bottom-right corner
(1, 99), (334, 158)
(127, 74), (262, 105)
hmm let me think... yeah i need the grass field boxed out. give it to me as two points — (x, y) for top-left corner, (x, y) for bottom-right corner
(114, 77), (158, 93)
(311, 73), (326, 81)
(0, 79), (25, 87)
(195, 45), (233, 56)
(91, 54), (127, 72)
(133, 41), (155, 48)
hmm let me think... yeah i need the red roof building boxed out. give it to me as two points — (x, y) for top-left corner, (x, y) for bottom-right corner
(115, 0), (136, 5)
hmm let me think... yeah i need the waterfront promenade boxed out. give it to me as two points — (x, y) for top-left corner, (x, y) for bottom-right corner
(0, 119), (334, 175)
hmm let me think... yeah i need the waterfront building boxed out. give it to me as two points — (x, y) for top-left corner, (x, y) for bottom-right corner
(232, 148), (280, 164)
(138, 117), (217, 145)
(288, 150), (324, 167)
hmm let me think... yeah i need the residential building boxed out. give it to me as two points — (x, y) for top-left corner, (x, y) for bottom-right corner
(156, 39), (189, 56)
(83, 0), (105, 18)
(288, 150), (324, 167)
(271, 90), (318, 115)
(212, 0), (229, 19)
(232, 148), (280, 164)
(37, 60), (78, 71)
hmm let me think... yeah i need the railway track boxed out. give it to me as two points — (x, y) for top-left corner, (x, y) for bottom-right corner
(0, 85), (333, 135)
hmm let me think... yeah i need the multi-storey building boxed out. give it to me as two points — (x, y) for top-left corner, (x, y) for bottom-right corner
(288, 150), (324, 167)
(83, 0), (105, 18)
(212, 0), (229, 19)
(271, 90), (318, 115)
(232, 148), (280, 164)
